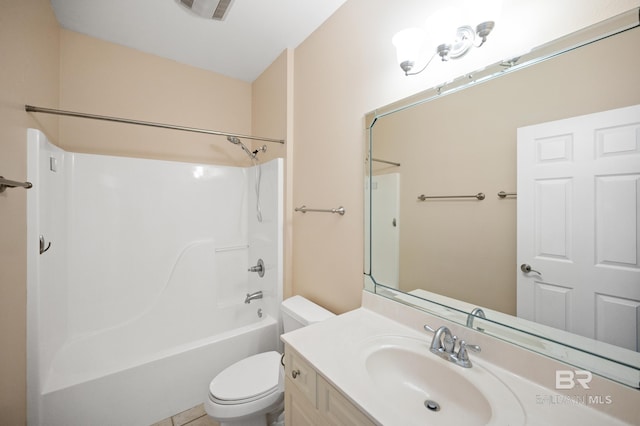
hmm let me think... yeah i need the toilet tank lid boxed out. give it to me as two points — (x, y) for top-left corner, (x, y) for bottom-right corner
(281, 296), (335, 325)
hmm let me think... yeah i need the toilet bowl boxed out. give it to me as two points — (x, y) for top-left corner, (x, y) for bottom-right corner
(205, 296), (334, 426)
(206, 351), (284, 426)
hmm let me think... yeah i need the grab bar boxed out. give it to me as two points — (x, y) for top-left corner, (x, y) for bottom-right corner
(417, 193), (485, 201)
(215, 244), (249, 253)
(0, 176), (33, 193)
(497, 191), (517, 198)
(295, 205), (346, 215)
(372, 158), (401, 167)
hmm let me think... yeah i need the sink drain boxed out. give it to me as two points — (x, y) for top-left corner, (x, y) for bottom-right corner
(424, 400), (440, 412)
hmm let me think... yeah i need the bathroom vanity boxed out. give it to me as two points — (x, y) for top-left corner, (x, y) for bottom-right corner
(281, 292), (638, 425)
(283, 349), (375, 425)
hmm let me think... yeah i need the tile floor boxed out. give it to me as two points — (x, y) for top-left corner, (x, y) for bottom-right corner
(151, 404), (219, 426)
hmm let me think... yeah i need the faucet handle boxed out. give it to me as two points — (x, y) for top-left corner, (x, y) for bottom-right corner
(456, 340), (481, 363)
(248, 259), (265, 277)
(423, 324), (436, 333)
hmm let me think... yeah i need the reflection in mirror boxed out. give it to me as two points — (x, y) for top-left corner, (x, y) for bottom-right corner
(365, 9), (640, 388)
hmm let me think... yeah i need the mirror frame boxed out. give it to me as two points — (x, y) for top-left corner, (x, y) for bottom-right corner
(364, 8), (640, 388)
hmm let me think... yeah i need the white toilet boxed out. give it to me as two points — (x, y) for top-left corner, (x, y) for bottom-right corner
(205, 296), (335, 426)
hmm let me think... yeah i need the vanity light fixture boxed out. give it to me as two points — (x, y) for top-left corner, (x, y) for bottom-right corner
(176, 0), (234, 20)
(393, 0), (502, 76)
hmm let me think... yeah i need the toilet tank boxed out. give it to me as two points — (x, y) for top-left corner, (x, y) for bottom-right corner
(281, 296), (335, 333)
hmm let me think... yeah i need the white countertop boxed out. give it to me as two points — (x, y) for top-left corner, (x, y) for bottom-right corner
(281, 306), (632, 426)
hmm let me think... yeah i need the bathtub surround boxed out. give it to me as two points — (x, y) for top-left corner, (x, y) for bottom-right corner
(26, 129), (283, 425)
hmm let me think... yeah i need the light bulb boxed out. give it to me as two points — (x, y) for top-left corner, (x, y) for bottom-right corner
(466, 0), (502, 27)
(392, 28), (426, 73)
(425, 7), (464, 44)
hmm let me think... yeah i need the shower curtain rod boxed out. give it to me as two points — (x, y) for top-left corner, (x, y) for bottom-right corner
(25, 105), (285, 144)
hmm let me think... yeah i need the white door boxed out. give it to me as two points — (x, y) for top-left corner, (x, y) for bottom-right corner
(371, 173), (400, 289)
(517, 104), (640, 351)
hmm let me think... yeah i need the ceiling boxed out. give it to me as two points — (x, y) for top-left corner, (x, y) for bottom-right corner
(50, 0), (347, 82)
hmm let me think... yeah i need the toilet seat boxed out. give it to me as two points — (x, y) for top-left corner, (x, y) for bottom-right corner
(209, 351), (282, 405)
(205, 297), (334, 424)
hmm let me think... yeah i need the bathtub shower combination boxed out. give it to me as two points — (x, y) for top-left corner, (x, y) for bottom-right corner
(26, 129), (283, 426)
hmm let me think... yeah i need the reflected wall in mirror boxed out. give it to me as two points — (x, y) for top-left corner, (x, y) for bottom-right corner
(365, 10), (640, 388)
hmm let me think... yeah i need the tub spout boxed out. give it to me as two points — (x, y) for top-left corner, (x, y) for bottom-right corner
(245, 291), (263, 304)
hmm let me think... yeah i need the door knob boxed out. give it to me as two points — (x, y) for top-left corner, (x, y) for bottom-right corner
(520, 264), (541, 275)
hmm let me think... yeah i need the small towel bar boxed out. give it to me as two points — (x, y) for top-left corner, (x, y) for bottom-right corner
(372, 158), (401, 167)
(417, 193), (485, 201)
(0, 176), (33, 193)
(295, 205), (346, 215)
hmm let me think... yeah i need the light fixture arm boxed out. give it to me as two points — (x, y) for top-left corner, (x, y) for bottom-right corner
(394, 16), (498, 77)
(402, 52), (439, 76)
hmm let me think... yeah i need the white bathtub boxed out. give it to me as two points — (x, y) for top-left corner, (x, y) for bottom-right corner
(41, 309), (278, 426)
(27, 129), (284, 425)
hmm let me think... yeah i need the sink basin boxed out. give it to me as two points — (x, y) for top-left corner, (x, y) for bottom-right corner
(358, 335), (525, 426)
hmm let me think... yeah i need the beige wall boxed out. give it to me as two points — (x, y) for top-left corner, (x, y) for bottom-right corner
(372, 27), (640, 315)
(2, 0), (639, 422)
(252, 49), (293, 298)
(2, 9), (279, 423)
(252, 50), (288, 162)
(59, 29), (253, 165)
(0, 1), (59, 423)
(291, 0), (640, 315)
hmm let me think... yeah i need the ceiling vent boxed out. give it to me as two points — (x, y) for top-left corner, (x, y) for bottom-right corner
(178, 0), (235, 21)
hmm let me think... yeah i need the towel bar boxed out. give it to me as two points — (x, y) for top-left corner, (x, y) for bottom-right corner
(0, 176), (32, 193)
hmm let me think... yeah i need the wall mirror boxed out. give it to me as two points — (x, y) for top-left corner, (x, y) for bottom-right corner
(364, 8), (640, 388)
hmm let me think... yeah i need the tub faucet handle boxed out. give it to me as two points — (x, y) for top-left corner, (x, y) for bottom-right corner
(248, 259), (265, 277)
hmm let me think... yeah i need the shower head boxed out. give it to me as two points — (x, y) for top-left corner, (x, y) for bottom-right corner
(226, 135), (264, 160)
(226, 135), (241, 145)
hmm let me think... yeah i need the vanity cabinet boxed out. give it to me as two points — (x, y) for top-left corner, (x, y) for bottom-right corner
(284, 346), (376, 426)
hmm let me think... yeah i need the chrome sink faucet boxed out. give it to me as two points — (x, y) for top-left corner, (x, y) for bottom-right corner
(430, 325), (457, 354)
(425, 325), (481, 368)
(466, 307), (486, 329)
(244, 290), (263, 304)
